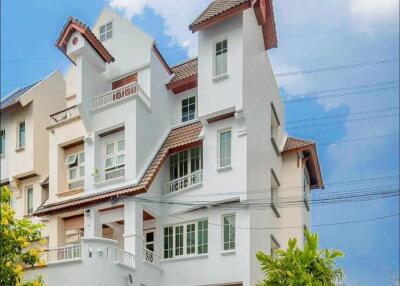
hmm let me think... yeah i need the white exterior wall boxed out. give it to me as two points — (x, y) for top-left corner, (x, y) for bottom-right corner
(197, 14), (244, 117)
(19, 6), (317, 286)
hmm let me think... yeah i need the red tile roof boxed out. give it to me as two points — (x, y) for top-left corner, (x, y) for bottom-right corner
(283, 137), (315, 152)
(56, 16), (114, 64)
(190, 0), (251, 31)
(282, 136), (324, 190)
(34, 121), (203, 216)
(169, 58), (198, 85)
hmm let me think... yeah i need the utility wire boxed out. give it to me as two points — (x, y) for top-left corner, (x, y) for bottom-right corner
(275, 58), (399, 77)
(287, 113), (399, 130)
(318, 133), (400, 146)
(286, 106), (400, 123)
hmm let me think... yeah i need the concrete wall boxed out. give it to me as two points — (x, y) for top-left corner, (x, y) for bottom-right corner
(197, 14), (244, 117)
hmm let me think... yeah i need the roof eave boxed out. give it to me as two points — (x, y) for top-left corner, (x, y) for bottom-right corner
(189, 1), (252, 33)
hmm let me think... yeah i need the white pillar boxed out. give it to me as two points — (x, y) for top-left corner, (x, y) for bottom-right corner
(84, 207), (102, 238)
(48, 216), (64, 248)
(123, 199), (143, 261)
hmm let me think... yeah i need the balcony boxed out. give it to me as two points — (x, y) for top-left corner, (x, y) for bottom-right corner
(162, 170), (203, 195)
(50, 105), (80, 126)
(25, 238), (162, 286)
(92, 82), (150, 111)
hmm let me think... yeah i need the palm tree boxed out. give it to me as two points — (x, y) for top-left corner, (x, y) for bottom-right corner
(256, 230), (345, 286)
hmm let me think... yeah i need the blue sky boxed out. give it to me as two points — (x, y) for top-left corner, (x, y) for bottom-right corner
(1, 0), (399, 285)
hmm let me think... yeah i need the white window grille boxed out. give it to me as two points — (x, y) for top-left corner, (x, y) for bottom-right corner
(215, 39), (228, 77)
(218, 129), (232, 168)
(99, 22), (112, 42)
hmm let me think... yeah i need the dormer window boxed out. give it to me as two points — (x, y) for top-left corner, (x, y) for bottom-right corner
(99, 22), (112, 42)
(214, 39), (228, 78)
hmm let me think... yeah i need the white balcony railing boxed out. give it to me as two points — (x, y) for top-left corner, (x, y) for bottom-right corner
(113, 247), (135, 268)
(42, 244), (81, 264)
(50, 105), (80, 125)
(162, 170), (203, 195)
(143, 247), (159, 266)
(92, 82), (150, 110)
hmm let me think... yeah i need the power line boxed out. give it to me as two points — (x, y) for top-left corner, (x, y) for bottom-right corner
(286, 106), (400, 123)
(318, 133), (400, 146)
(275, 58), (399, 77)
(271, 48), (400, 65)
(279, 23), (399, 39)
(284, 85), (399, 103)
(287, 113), (399, 130)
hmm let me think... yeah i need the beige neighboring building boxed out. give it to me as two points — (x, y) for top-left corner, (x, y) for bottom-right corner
(0, 71), (66, 237)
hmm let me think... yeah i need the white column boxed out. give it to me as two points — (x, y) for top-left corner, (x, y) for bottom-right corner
(123, 199), (143, 261)
(48, 216), (64, 248)
(84, 207), (102, 238)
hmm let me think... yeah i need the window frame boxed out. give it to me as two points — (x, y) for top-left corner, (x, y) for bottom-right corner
(271, 168), (281, 218)
(169, 146), (202, 181)
(217, 128), (232, 169)
(213, 38), (228, 78)
(270, 102), (281, 156)
(270, 234), (280, 259)
(17, 120), (26, 149)
(66, 151), (85, 183)
(163, 218), (208, 259)
(103, 137), (125, 172)
(26, 186), (33, 215)
(0, 129), (5, 155)
(99, 21), (113, 42)
(222, 213), (236, 251)
(181, 96), (196, 123)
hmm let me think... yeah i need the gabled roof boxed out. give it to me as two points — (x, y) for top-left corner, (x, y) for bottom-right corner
(34, 121), (203, 216)
(190, 0), (251, 32)
(189, 0), (277, 50)
(56, 16), (114, 64)
(1, 82), (39, 111)
(167, 58), (198, 94)
(282, 136), (324, 190)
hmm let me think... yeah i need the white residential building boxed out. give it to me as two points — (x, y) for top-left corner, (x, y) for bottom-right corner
(12, 1), (323, 285)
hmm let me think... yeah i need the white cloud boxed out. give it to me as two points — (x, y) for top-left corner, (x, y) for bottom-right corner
(107, 0), (209, 57)
(350, 0), (399, 26)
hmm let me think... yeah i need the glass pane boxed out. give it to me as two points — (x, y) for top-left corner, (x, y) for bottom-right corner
(146, 232), (154, 242)
(106, 22), (112, 31)
(65, 154), (77, 165)
(100, 25), (105, 34)
(100, 34), (105, 42)
(106, 143), (115, 155)
(117, 139), (125, 152)
(186, 224), (196, 255)
(104, 157), (115, 170)
(79, 166), (85, 177)
(175, 225), (184, 256)
(69, 168), (77, 180)
(116, 154), (125, 166)
(78, 152), (85, 163)
(106, 31), (112, 39)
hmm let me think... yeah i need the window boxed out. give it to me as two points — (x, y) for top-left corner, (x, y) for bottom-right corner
(170, 146), (202, 181)
(0, 129), (5, 155)
(270, 103), (280, 155)
(214, 39), (228, 77)
(163, 219), (208, 259)
(26, 187), (33, 215)
(65, 151), (85, 183)
(270, 235), (280, 258)
(271, 169), (280, 217)
(222, 214), (235, 251)
(99, 21), (112, 42)
(18, 121), (25, 148)
(304, 169), (310, 211)
(104, 138), (125, 172)
(197, 220), (208, 254)
(181, 96), (196, 122)
(218, 129), (232, 168)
